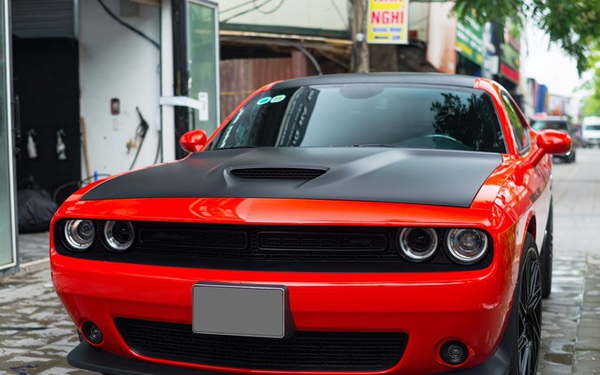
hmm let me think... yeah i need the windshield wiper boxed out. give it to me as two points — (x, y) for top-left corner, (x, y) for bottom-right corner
(330, 144), (400, 148)
(217, 145), (257, 150)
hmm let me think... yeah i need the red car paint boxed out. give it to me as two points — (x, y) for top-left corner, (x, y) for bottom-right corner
(50, 74), (571, 375)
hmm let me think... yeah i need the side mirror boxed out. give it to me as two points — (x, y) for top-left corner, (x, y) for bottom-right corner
(536, 129), (572, 155)
(179, 129), (208, 153)
(529, 129), (572, 165)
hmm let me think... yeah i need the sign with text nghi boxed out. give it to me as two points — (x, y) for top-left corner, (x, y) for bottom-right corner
(367, 0), (409, 44)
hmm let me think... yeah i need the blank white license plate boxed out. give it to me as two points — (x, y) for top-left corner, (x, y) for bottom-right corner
(192, 283), (287, 338)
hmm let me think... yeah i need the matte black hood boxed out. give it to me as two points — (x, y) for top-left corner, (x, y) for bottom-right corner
(82, 148), (502, 208)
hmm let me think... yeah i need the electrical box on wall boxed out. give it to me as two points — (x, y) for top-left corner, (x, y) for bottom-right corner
(111, 98), (120, 115)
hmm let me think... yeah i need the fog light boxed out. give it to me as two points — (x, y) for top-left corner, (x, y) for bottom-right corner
(440, 340), (468, 365)
(82, 321), (103, 344)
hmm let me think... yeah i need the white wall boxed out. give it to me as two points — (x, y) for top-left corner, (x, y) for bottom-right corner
(80, 0), (162, 179)
(407, 2), (428, 42)
(214, 0), (349, 33)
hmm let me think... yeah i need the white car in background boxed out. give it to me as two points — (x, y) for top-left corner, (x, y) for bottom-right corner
(582, 116), (600, 147)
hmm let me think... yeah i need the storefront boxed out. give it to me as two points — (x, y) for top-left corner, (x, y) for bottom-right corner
(496, 23), (521, 101)
(455, 14), (483, 77)
(0, 0), (17, 276)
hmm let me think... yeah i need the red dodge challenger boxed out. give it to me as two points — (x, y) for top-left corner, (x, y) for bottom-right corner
(50, 73), (571, 375)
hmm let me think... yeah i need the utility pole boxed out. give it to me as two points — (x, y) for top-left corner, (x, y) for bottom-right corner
(350, 0), (369, 73)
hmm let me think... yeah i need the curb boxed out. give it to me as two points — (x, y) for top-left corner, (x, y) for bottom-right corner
(17, 257), (50, 276)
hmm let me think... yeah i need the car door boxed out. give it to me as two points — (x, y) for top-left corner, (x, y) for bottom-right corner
(501, 91), (551, 245)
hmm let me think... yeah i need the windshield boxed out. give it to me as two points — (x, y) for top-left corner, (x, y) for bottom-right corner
(531, 120), (569, 132)
(211, 84), (506, 153)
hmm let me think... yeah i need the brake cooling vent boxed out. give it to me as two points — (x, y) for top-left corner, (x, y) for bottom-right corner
(229, 168), (326, 180)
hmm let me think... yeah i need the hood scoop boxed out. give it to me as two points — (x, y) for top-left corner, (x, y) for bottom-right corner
(228, 167), (327, 180)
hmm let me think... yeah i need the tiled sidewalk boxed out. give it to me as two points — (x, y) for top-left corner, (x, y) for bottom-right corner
(0, 267), (88, 375)
(538, 254), (600, 374)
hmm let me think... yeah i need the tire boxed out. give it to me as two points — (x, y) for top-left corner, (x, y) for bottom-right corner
(540, 204), (553, 299)
(509, 233), (542, 375)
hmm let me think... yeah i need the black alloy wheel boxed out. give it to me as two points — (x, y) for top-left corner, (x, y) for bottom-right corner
(511, 234), (542, 375)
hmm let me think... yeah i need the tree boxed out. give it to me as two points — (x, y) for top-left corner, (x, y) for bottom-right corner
(582, 48), (600, 116)
(453, 0), (600, 74)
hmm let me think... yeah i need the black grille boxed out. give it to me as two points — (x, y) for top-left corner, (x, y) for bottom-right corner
(138, 226), (389, 260)
(54, 222), (494, 272)
(258, 231), (387, 251)
(141, 229), (248, 250)
(115, 318), (407, 371)
(229, 168), (326, 180)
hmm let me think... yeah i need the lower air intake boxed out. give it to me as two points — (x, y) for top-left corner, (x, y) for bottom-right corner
(115, 318), (407, 371)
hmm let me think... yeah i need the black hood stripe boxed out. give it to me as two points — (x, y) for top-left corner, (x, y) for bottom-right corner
(81, 148), (502, 208)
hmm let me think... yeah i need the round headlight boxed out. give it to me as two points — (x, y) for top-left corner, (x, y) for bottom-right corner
(64, 219), (95, 251)
(103, 221), (135, 252)
(446, 229), (488, 264)
(398, 228), (438, 262)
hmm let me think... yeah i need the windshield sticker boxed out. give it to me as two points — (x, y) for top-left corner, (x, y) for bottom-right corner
(256, 95), (287, 106)
(257, 97), (272, 105)
(270, 95), (286, 103)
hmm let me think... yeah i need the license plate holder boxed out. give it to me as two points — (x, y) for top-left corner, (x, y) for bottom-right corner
(192, 283), (291, 338)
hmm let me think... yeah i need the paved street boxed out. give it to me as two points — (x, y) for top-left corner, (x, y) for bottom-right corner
(2, 148), (600, 374)
(538, 147), (600, 374)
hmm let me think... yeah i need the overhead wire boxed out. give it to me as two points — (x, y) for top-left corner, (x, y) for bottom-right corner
(96, 0), (160, 49)
(253, 0), (285, 15)
(327, 0), (348, 29)
(221, 0), (257, 14)
(222, 0), (281, 23)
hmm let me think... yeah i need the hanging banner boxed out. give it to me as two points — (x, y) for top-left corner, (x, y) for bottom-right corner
(456, 14), (483, 65)
(367, 0), (409, 44)
(500, 24), (521, 84)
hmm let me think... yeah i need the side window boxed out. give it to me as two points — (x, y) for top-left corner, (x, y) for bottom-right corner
(501, 92), (530, 153)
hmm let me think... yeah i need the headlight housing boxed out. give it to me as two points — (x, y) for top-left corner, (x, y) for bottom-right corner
(398, 227), (439, 262)
(63, 219), (96, 251)
(103, 221), (135, 252)
(446, 228), (489, 264)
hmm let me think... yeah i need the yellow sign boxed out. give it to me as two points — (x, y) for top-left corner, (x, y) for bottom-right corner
(367, 0), (409, 44)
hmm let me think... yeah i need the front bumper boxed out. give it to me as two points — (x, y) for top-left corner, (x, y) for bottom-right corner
(52, 254), (515, 375)
(584, 138), (600, 146)
(68, 332), (513, 375)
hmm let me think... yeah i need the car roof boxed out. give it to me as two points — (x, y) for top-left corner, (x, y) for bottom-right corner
(271, 73), (479, 90)
(583, 116), (600, 125)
